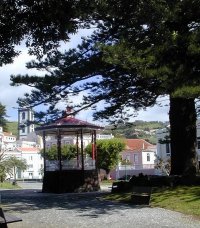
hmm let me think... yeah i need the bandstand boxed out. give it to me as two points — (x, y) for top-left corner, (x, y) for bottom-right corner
(35, 112), (104, 193)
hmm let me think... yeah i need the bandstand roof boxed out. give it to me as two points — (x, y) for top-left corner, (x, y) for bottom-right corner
(35, 116), (104, 135)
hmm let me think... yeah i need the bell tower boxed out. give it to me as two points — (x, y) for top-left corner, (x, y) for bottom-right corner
(18, 107), (35, 139)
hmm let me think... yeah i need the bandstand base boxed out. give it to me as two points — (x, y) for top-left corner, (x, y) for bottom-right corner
(42, 170), (100, 193)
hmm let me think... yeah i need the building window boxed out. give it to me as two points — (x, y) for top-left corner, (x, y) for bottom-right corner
(166, 143), (171, 154)
(31, 112), (34, 120)
(22, 112), (26, 120)
(197, 141), (200, 149)
(147, 153), (150, 162)
(29, 156), (33, 161)
(17, 168), (22, 179)
(134, 154), (138, 163)
(22, 127), (25, 133)
(125, 155), (130, 162)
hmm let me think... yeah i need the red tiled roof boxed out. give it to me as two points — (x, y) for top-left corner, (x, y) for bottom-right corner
(55, 116), (99, 126)
(16, 147), (40, 153)
(35, 116), (104, 133)
(3, 132), (16, 137)
(124, 139), (156, 152)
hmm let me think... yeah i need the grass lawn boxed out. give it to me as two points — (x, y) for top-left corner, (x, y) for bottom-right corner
(151, 186), (200, 217)
(103, 186), (200, 218)
(100, 180), (114, 185)
(0, 181), (21, 189)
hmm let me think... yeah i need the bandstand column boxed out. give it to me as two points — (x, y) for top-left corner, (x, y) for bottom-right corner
(76, 132), (80, 168)
(80, 129), (84, 171)
(42, 131), (46, 172)
(94, 130), (97, 170)
(91, 131), (95, 160)
(57, 130), (62, 171)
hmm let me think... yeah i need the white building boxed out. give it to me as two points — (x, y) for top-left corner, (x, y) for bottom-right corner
(0, 125), (43, 180)
(156, 121), (200, 175)
(156, 127), (171, 160)
(110, 139), (156, 179)
(3, 147), (43, 180)
(0, 126), (17, 151)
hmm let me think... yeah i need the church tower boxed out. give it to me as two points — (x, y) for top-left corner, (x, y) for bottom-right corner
(18, 107), (35, 140)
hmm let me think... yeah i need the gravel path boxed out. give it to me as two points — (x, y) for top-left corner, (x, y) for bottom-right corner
(0, 188), (200, 228)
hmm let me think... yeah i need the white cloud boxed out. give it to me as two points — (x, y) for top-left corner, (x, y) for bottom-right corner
(0, 51), (36, 120)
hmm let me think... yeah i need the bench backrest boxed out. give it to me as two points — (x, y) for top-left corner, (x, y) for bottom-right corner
(132, 186), (152, 195)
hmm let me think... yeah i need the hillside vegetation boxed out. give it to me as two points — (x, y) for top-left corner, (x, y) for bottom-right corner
(5, 120), (168, 144)
(103, 120), (168, 144)
(6, 121), (18, 136)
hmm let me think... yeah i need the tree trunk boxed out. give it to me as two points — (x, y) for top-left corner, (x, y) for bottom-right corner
(169, 97), (198, 175)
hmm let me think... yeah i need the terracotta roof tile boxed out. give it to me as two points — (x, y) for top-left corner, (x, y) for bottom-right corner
(36, 116), (104, 132)
(16, 147), (40, 153)
(124, 139), (156, 152)
(3, 132), (16, 137)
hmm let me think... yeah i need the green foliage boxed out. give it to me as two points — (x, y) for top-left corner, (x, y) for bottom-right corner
(103, 186), (200, 218)
(6, 121), (18, 136)
(41, 144), (77, 160)
(103, 121), (167, 144)
(0, 1), (95, 65)
(2, 156), (27, 181)
(0, 151), (6, 182)
(85, 138), (125, 174)
(155, 156), (171, 176)
(0, 103), (8, 131)
(0, 181), (21, 189)
(120, 159), (132, 166)
(151, 186), (200, 217)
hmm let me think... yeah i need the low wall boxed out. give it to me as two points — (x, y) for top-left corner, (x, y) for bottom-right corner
(110, 168), (156, 180)
(42, 170), (100, 193)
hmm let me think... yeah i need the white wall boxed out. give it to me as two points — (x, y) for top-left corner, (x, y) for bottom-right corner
(156, 128), (170, 160)
(4, 148), (43, 180)
(142, 151), (156, 165)
(21, 151), (43, 179)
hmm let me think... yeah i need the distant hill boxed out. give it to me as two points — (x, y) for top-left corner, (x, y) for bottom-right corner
(5, 120), (168, 144)
(103, 120), (169, 144)
(6, 121), (18, 136)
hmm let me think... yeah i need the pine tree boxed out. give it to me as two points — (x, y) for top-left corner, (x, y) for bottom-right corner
(11, 1), (200, 175)
(0, 103), (8, 132)
(0, 0), (95, 65)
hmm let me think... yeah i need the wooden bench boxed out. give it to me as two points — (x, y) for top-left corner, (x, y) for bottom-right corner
(0, 207), (22, 228)
(111, 181), (130, 193)
(131, 186), (152, 205)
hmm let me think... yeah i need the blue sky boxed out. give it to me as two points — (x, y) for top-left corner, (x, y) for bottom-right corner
(0, 30), (169, 124)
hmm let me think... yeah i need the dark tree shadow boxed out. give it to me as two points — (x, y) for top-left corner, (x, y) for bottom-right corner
(0, 189), (146, 218)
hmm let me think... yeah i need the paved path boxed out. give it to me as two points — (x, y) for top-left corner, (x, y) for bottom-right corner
(17, 181), (43, 190)
(17, 181), (112, 191)
(0, 185), (200, 228)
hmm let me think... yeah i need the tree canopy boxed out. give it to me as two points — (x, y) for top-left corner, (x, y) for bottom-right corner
(11, 1), (200, 118)
(41, 144), (77, 160)
(0, 0), (97, 66)
(2, 156), (27, 182)
(0, 103), (8, 131)
(10, 1), (200, 175)
(85, 138), (125, 175)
